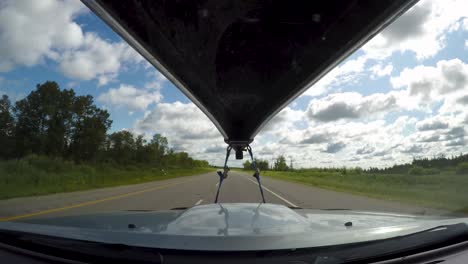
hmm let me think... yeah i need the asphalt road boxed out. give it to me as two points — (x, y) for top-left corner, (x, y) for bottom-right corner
(0, 171), (439, 221)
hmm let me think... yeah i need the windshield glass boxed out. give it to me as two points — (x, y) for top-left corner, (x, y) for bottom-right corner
(0, 0), (468, 249)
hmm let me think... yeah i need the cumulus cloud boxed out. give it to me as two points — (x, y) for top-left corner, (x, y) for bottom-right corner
(0, 0), (86, 71)
(418, 134), (441, 143)
(370, 64), (393, 79)
(446, 138), (466, 146)
(0, 0), (144, 84)
(261, 107), (304, 133)
(303, 56), (368, 97)
(322, 142), (346, 153)
(363, 0), (468, 59)
(300, 132), (332, 144)
(97, 84), (162, 111)
(456, 95), (468, 105)
(204, 145), (225, 153)
(134, 101), (221, 143)
(58, 33), (144, 84)
(416, 118), (449, 131)
(445, 127), (465, 141)
(401, 145), (424, 154)
(132, 102), (227, 164)
(391, 59), (468, 102)
(307, 92), (398, 122)
(356, 146), (375, 155)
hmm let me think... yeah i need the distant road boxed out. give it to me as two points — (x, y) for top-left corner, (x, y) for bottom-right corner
(0, 171), (439, 221)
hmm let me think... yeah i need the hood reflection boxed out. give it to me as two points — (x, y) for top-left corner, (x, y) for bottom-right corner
(160, 203), (308, 236)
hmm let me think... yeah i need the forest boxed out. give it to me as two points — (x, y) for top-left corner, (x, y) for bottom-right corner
(0, 81), (210, 199)
(0, 81), (208, 167)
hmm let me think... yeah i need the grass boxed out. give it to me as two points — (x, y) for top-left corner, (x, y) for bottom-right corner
(250, 169), (468, 212)
(0, 155), (214, 200)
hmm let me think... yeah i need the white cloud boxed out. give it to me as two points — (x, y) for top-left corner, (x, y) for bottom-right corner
(306, 92), (399, 122)
(322, 142), (346, 153)
(416, 117), (449, 131)
(303, 56), (368, 96)
(0, 0), (86, 71)
(132, 102), (229, 165)
(134, 101), (222, 149)
(370, 64), (393, 79)
(363, 0), (468, 60)
(261, 107), (304, 132)
(58, 33), (144, 84)
(0, 0), (145, 84)
(98, 84), (162, 111)
(391, 59), (468, 103)
(302, 0), (468, 99)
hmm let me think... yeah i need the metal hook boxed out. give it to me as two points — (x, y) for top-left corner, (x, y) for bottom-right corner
(247, 145), (266, 203)
(214, 145), (232, 203)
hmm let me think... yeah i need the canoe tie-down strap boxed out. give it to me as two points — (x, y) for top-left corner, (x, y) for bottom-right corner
(214, 145), (266, 203)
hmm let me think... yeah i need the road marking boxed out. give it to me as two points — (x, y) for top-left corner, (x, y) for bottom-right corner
(0, 179), (195, 222)
(215, 182), (219, 187)
(243, 177), (298, 207)
(195, 199), (203, 206)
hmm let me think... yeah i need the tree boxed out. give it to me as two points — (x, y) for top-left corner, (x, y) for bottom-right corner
(2, 80), (210, 168)
(108, 130), (136, 164)
(0, 95), (15, 159)
(149, 134), (168, 165)
(256, 159), (269, 171)
(243, 160), (252, 170)
(14, 82), (112, 161)
(273, 155), (289, 171)
(14, 81), (74, 156)
(69, 95), (112, 162)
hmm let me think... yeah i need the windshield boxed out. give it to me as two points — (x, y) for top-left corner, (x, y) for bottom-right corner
(0, 0), (468, 252)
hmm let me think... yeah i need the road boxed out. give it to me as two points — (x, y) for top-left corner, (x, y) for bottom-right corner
(0, 171), (439, 221)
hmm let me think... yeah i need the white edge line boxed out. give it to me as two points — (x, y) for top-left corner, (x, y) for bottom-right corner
(244, 177), (298, 208)
(195, 199), (203, 206)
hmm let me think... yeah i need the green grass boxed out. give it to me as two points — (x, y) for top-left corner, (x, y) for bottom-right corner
(251, 169), (468, 212)
(0, 155), (214, 200)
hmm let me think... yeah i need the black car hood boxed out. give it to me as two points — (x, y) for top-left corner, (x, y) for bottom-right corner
(82, 0), (418, 144)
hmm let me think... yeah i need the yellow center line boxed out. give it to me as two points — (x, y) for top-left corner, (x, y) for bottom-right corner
(0, 179), (194, 222)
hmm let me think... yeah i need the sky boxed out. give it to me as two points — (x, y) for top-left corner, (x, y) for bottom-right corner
(0, 0), (467, 168)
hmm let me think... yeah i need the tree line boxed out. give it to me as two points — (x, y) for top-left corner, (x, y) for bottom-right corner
(242, 152), (468, 175)
(242, 155), (293, 171)
(367, 153), (468, 175)
(0, 81), (209, 168)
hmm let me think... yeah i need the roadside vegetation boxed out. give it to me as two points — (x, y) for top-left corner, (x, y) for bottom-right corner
(0, 82), (212, 199)
(243, 155), (468, 212)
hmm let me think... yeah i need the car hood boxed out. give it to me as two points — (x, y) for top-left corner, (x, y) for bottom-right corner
(0, 203), (465, 251)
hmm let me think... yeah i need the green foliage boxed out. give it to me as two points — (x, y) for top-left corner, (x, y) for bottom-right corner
(0, 95), (15, 159)
(263, 168), (468, 211)
(369, 153), (468, 174)
(11, 81), (112, 159)
(243, 160), (251, 170)
(273, 155), (289, 171)
(408, 166), (425, 175)
(0, 81), (209, 169)
(0, 155), (212, 200)
(243, 159), (268, 171)
(256, 159), (269, 171)
(456, 162), (468, 175)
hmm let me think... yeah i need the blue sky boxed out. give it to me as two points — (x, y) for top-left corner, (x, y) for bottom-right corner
(0, 0), (467, 167)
